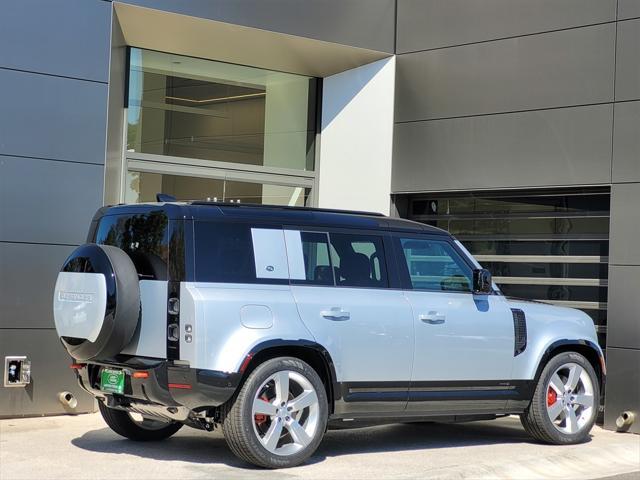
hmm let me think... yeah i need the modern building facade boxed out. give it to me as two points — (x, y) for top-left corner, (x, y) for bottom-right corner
(0, 0), (638, 433)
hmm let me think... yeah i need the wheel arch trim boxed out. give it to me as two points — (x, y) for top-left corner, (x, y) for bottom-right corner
(238, 339), (339, 412)
(533, 339), (605, 389)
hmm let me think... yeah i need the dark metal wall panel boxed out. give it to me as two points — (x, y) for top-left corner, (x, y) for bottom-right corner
(395, 24), (615, 122)
(607, 266), (640, 350)
(618, 0), (640, 20)
(0, 156), (103, 245)
(392, 104), (613, 192)
(396, 0), (615, 54)
(612, 101), (640, 183)
(615, 18), (640, 101)
(0, 329), (95, 417)
(0, 0), (111, 82)
(0, 69), (108, 164)
(120, 0), (396, 53)
(0, 243), (75, 329)
(604, 347), (640, 434)
(609, 183), (640, 267)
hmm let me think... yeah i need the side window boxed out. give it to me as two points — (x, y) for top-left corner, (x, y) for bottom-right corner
(399, 238), (472, 292)
(329, 233), (388, 288)
(293, 232), (334, 286)
(194, 222), (257, 283)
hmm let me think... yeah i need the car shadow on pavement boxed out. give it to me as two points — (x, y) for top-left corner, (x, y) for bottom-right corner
(71, 417), (561, 468)
(311, 419), (538, 463)
(71, 427), (247, 468)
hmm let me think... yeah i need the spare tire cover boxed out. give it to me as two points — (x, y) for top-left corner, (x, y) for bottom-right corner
(53, 244), (140, 361)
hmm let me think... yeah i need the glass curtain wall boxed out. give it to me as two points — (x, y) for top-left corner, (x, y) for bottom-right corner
(407, 189), (610, 347)
(124, 48), (318, 206)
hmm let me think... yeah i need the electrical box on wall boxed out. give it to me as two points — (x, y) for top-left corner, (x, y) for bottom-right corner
(4, 356), (31, 387)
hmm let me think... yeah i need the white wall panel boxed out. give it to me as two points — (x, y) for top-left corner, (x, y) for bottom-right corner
(318, 57), (395, 215)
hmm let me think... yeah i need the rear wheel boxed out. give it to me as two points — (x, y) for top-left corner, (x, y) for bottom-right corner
(222, 357), (328, 468)
(98, 401), (182, 441)
(521, 351), (599, 444)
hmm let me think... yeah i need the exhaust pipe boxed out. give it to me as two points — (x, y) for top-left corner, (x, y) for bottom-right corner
(615, 411), (635, 432)
(58, 391), (78, 412)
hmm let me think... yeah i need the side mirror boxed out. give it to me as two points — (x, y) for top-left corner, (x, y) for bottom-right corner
(472, 268), (493, 294)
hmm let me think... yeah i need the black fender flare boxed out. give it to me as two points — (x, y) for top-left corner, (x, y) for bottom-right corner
(532, 339), (605, 391)
(238, 339), (339, 410)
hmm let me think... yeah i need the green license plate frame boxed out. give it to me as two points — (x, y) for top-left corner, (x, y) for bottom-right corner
(100, 368), (125, 395)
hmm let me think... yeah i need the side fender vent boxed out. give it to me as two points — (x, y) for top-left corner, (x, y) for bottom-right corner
(511, 308), (527, 356)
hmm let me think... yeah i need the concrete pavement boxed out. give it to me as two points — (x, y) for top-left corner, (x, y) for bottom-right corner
(1, 413), (638, 479)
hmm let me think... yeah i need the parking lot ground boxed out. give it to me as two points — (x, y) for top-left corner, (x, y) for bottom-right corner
(1, 413), (638, 480)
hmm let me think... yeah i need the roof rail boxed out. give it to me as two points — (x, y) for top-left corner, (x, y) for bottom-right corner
(189, 201), (386, 217)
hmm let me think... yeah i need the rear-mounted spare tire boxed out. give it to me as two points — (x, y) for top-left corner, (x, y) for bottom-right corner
(53, 244), (140, 361)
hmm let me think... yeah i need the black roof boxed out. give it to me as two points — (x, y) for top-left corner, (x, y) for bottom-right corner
(99, 201), (449, 235)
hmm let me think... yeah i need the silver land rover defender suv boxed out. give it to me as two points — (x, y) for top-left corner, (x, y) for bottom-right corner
(53, 201), (604, 468)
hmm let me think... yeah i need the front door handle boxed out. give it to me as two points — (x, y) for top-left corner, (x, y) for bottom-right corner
(419, 311), (445, 324)
(321, 307), (350, 321)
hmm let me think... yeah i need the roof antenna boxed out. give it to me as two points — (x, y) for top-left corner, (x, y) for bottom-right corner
(156, 193), (176, 202)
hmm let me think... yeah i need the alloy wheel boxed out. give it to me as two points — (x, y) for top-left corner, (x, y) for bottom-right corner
(546, 362), (595, 434)
(251, 370), (320, 456)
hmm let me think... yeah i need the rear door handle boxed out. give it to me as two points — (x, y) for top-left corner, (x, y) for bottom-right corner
(321, 307), (350, 321)
(419, 311), (445, 324)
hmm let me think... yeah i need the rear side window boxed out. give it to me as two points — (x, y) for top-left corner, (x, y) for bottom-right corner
(194, 222), (256, 283)
(398, 237), (472, 292)
(194, 222), (289, 284)
(329, 233), (388, 288)
(94, 211), (169, 280)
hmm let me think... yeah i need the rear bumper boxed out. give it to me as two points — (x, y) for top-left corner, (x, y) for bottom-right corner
(75, 357), (241, 418)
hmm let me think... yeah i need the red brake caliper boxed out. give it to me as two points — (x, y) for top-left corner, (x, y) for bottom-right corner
(255, 394), (270, 426)
(547, 387), (558, 407)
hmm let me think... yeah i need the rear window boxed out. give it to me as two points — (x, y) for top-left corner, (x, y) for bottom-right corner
(94, 211), (170, 280)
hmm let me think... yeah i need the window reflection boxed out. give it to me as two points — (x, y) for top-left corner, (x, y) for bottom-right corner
(127, 48), (317, 172)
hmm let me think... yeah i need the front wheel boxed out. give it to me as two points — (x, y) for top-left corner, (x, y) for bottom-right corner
(222, 357), (328, 468)
(521, 351), (599, 444)
(98, 401), (183, 441)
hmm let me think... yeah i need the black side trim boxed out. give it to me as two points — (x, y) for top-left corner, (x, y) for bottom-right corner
(511, 308), (527, 356)
(340, 380), (534, 403)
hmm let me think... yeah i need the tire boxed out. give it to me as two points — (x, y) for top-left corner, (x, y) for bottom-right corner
(98, 401), (182, 441)
(521, 351), (599, 444)
(222, 357), (328, 468)
(53, 244), (140, 361)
